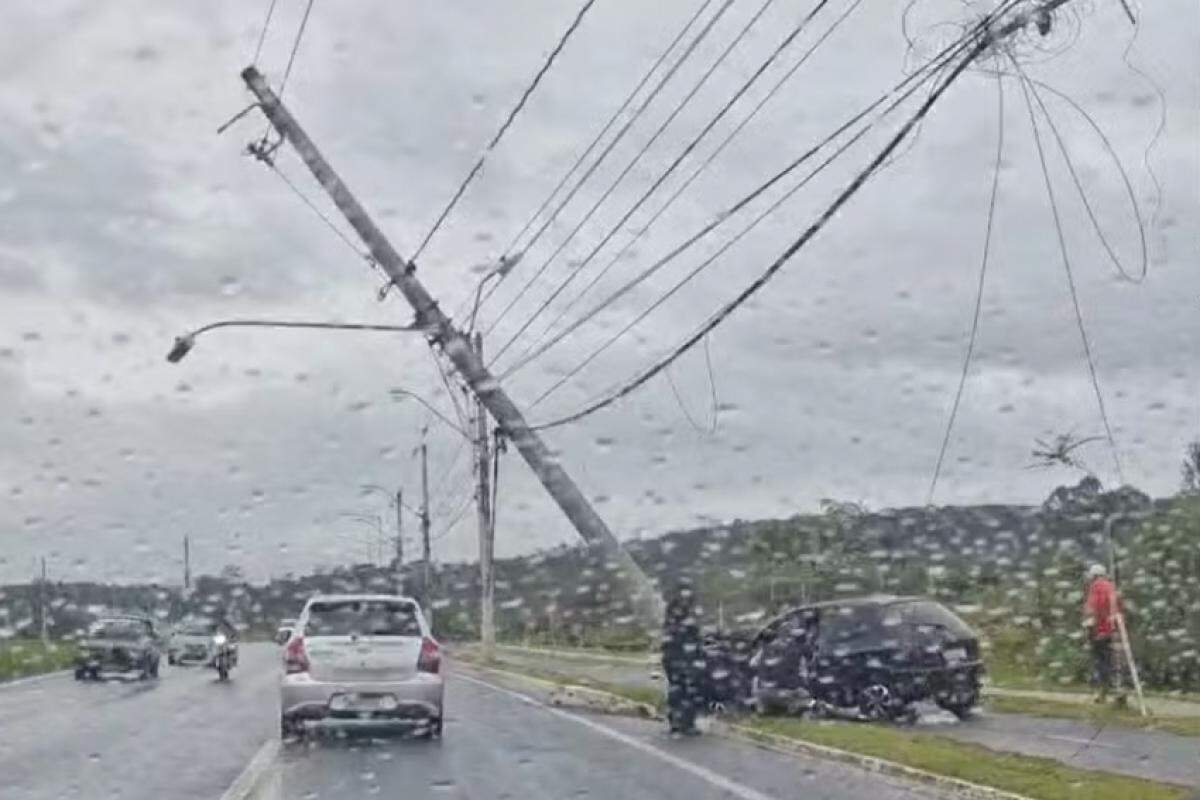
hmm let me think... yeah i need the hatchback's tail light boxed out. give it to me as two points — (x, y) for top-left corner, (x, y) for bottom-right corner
(418, 637), (440, 674)
(284, 636), (309, 674)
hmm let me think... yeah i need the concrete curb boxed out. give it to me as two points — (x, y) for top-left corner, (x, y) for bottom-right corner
(718, 722), (1035, 800)
(219, 739), (280, 800)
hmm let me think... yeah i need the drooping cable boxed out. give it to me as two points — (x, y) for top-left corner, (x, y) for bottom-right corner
(927, 74), (1005, 506)
(278, 0), (316, 99)
(1012, 59), (1124, 485)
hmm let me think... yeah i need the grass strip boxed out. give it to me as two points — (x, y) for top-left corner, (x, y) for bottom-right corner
(0, 638), (78, 681)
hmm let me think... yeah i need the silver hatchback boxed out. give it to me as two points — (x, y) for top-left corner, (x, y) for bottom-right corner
(279, 594), (444, 738)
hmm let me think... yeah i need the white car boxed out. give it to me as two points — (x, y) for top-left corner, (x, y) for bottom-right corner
(168, 621), (217, 665)
(279, 594), (443, 738)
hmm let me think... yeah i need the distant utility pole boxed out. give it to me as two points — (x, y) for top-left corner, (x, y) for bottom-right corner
(420, 442), (432, 609)
(183, 535), (191, 591)
(395, 487), (404, 594)
(39, 557), (48, 643)
(473, 333), (496, 657)
(241, 67), (663, 629)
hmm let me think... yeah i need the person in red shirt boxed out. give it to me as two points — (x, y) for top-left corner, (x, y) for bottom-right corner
(1083, 563), (1122, 702)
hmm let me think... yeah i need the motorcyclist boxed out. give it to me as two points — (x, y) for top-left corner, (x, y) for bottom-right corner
(662, 580), (705, 736)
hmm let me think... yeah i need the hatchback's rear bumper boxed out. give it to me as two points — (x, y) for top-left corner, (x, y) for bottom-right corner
(280, 672), (444, 721)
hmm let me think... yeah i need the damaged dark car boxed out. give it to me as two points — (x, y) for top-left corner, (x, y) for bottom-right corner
(746, 595), (984, 721)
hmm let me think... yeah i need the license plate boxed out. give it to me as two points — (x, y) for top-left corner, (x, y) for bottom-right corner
(330, 693), (397, 712)
(943, 647), (967, 664)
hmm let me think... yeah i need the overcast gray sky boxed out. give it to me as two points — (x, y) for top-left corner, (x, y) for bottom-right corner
(1, 0), (1196, 585)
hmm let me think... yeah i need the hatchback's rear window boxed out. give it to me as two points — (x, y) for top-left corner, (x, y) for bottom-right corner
(305, 600), (421, 637)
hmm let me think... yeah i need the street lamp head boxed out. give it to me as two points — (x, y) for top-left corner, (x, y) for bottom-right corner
(166, 334), (196, 364)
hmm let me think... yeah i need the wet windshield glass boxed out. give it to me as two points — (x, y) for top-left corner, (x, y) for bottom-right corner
(0, 2), (1194, 799)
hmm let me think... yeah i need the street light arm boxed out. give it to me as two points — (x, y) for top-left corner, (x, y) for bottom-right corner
(389, 388), (472, 440)
(360, 484), (423, 517)
(166, 318), (434, 363)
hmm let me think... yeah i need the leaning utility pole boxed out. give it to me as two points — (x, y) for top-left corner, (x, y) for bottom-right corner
(473, 333), (496, 657)
(241, 67), (663, 629)
(183, 534), (191, 591)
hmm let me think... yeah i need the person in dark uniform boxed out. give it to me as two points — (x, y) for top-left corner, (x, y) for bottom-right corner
(662, 581), (704, 735)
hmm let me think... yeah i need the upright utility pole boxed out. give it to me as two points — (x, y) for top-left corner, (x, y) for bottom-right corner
(241, 67), (663, 629)
(394, 487), (405, 594)
(39, 557), (48, 643)
(473, 333), (496, 657)
(420, 443), (432, 607)
(183, 535), (191, 591)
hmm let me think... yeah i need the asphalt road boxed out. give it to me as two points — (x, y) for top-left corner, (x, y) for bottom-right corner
(270, 669), (952, 800)
(1, 643), (278, 800)
(0, 644), (957, 800)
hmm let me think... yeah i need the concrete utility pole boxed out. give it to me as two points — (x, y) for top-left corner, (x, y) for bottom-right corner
(420, 442), (432, 608)
(395, 487), (405, 593)
(183, 535), (191, 591)
(473, 333), (496, 657)
(39, 557), (48, 643)
(241, 66), (663, 629)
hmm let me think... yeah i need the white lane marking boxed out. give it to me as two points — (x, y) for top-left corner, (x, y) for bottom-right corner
(0, 669), (71, 689)
(455, 672), (778, 800)
(219, 738), (280, 800)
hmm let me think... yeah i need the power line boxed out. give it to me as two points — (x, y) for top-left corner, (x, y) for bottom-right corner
(268, 160), (376, 266)
(511, 0), (863, 369)
(411, 0), (601, 262)
(489, 0), (832, 370)
(531, 24), (995, 431)
(927, 74), (1005, 506)
(472, 0), (722, 324)
(279, 0), (316, 99)
(525, 107), (880, 409)
(251, 0), (281, 65)
(482, 0), (739, 338)
(502, 6), (988, 385)
(431, 494), (474, 542)
(1012, 60), (1124, 485)
(499, 0), (720, 263)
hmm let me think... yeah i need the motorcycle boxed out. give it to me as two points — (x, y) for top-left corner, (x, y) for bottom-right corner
(211, 633), (236, 681)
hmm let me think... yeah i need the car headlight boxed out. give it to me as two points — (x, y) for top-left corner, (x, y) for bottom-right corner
(213, 634), (227, 646)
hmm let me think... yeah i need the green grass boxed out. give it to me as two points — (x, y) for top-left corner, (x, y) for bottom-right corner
(747, 717), (1191, 800)
(0, 638), (79, 681)
(987, 695), (1200, 738)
